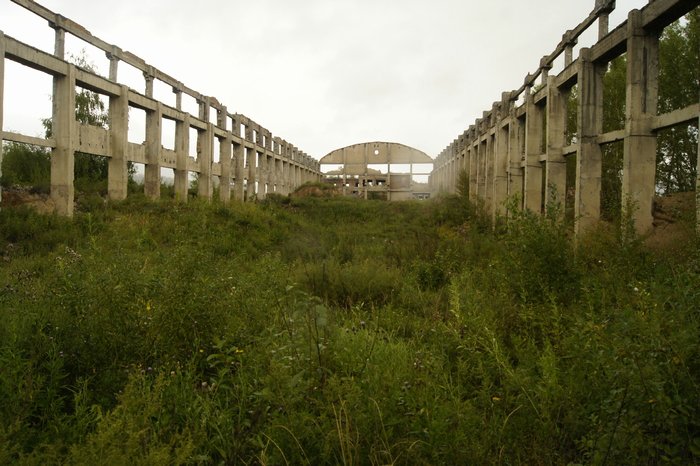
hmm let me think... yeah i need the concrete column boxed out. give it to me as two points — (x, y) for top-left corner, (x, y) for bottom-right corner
(524, 90), (544, 213)
(275, 157), (282, 193)
(233, 143), (245, 201)
(478, 140), (488, 200)
(53, 26), (65, 58)
(174, 114), (189, 201)
(596, 0), (616, 39)
(469, 142), (478, 200)
(196, 98), (212, 199)
(258, 128), (269, 198)
(514, 116), (527, 209)
(144, 72), (154, 98)
(485, 135), (494, 210)
(505, 119), (520, 214)
(198, 123), (214, 199)
(51, 64), (76, 216)
(219, 136), (232, 202)
(144, 103), (162, 199)
(108, 85), (129, 200)
(0, 32), (5, 205)
(622, 10), (658, 234)
(246, 148), (256, 200)
(218, 107), (231, 203)
(576, 48), (604, 235)
(545, 76), (568, 217)
(493, 122), (510, 220)
(173, 87), (182, 111)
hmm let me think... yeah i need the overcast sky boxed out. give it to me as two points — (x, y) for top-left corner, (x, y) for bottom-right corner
(1, 0), (647, 160)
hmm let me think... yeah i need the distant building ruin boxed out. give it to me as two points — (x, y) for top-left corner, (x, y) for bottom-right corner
(320, 142), (433, 200)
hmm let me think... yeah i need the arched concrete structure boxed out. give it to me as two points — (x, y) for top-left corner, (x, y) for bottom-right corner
(320, 142), (433, 200)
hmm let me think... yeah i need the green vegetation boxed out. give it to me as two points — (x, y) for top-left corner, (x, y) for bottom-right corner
(1, 193), (698, 464)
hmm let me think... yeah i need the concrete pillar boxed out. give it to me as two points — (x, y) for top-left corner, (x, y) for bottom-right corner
(622, 10), (658, 235)
(576, 48), (604, 235)
(485, 135), (494, 210)
(173, 87), (182, 111)
(545, 76), (568, 217)
(258, 128), (269, 198)
(218, 136), (232, 203)
(524, 90), (544, 213)
(233, 142), (245, 201)
(198, 123), (214, 200)
(53, 25), (65, 58)
(144, 72), (154, 99)
(494, 121), (510, 220)
(514, 116), (527, 209)
(469, 142), (478, 200)
(174, 114), (189, 201)
(246, 148), (256, 200)
(596, 0), (616, 39)
(108, 85), (129, 200)
(0, 32), (5, 206)
(218, 107), (231, 203)
(107, 48), (120, 82)
(144, 103), (162, 199)
(51, 64), (76, 216)
(196, 99), (213, 199)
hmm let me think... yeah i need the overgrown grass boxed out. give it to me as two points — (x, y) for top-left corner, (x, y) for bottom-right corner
(0, 195), (698, 464)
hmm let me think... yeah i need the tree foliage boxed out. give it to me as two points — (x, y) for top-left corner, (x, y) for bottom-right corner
(656, 8), (699, 193)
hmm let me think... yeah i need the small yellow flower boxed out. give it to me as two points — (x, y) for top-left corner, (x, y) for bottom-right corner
(491, 396), (501, 402)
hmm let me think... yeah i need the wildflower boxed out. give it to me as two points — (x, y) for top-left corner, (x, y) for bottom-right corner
(491, 396), (501, 402)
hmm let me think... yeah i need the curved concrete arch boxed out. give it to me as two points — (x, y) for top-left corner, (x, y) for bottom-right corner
(320, 142), (433, 201)
(320, 142), (433, 165)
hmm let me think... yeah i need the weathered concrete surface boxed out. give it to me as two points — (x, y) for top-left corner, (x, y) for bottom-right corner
(320, 142), (434, 200)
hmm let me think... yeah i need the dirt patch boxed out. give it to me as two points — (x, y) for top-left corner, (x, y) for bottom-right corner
(291, 184), (341, 199)
(646, 191), (697, 251)
(1, 186), (56, 214)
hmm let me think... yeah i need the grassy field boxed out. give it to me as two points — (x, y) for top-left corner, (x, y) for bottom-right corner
(1, 193), (698, 464)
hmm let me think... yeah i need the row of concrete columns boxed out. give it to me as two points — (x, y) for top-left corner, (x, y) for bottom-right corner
(0, 2), (321, 215)
(430, 1), (699, 235)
